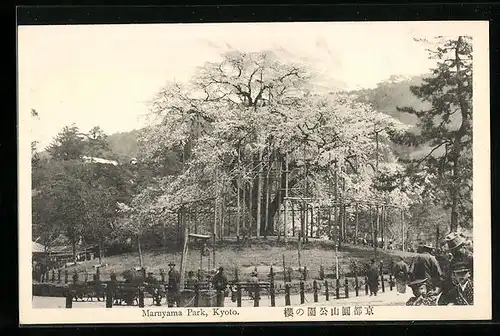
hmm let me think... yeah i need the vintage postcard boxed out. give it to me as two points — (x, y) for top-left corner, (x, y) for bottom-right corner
(18, 21), (491, 324)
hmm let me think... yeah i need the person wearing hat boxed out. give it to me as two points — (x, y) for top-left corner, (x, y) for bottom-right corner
(167, 262), (180, 307)
(438, 261), (473, 305)
(365, 258), (379, 297)
(445, 233), (473, 275)
(408, 243), (444, 296)
(211, 267), (228, 307)
(393, 256), (409, 295)
(405, 278), (438, 306)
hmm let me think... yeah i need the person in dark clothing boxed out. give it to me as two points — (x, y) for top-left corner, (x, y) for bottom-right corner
(167, 262), (181, 307)
(185, 271), (199, 290)
(409, 243), (444, 296)
(438, 261), (474, 306)
(393, 256), (409, 295)
(366, 258), (379, 296)
(445, 233), (473, 276)
(211, 267), (228, 307)
(440, 233), (473, 299)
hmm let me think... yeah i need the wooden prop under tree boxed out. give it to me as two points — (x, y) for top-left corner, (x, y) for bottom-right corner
(179, 233), (212, 290)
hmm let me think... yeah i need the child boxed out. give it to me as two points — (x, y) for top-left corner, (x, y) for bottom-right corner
(406, 278), (438, 306)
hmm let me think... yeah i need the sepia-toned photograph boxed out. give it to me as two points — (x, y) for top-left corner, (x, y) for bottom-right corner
(17, 20), (491, 324)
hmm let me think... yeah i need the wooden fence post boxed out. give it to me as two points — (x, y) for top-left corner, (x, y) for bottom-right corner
(236, 283), (242, 307)
(58, 269), (61, 284)
(344, 278), (349, 298)
(65, 291), (73, 308)
(285, 283), (291, 306)
(364, 276), (369, 295)
(324, 280), (329, 301)
(253, 286), (260, 307)
(335, 278), (340, 299)
(299, 281), (305, 304)
(51, 270), (55, 282)
(138, 287), (145, 308)
(389, 273), (393, 291)
(313, 280), (318, 302)
(105, 283), (113, 308)
(64, 270), (68, 284)
(355, 277), (359, 297)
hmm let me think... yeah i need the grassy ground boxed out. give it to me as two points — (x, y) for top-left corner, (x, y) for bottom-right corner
(63, 237), (418, 282)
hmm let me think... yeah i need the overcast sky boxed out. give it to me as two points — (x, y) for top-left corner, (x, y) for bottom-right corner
(18, 21), (475, 149)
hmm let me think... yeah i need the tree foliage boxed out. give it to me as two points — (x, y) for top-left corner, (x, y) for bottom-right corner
(394, 36), (473, 231)
(137, 50), (412, 237)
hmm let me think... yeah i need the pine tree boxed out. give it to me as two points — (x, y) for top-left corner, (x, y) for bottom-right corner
(395, 36), (473, 232)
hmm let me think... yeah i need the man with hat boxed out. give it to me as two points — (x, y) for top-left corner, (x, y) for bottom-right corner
(405, 278), (438, 306)
(438, 261), (473, 305)
(365, 258), (379, 297)
(211, 266), (228, 307)
(167, 262), (181, 307)
(445, 233), (473, 274)
(409, 243), (444, 296)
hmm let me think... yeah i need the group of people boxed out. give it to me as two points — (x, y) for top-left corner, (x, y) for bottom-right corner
(165, 263), (228, 307)
(392, 232), (473, 306)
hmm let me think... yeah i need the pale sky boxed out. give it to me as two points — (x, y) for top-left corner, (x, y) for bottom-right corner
(18, 21), (473, 149)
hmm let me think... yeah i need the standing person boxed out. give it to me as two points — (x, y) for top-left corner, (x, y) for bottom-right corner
(409, 243), (444, 296)
(393, 256), (409, 295)
(366, 258), (379, 296)
(167, 262), (181, 307)
(211, 267), (228, 307)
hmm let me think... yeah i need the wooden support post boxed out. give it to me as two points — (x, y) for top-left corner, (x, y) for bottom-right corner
(270, 266), (276, 307)
(389, 273), (394, 291)
(344, 278), (349, 298)
(355, 276), (359, 296)
(285, 283), (291, 306)
(365, 276), (369, 295)
(313, 280), (318, 303)
(256, 151), (263, 237)
(380, 266), (385, 293)
(58, 269), (61, 283)
(325, 280), (329, 301)
(235, 268), (242, 307)
(179, 225), (190, 289)
(336, 278), (340, 299)
(291, 203), (296, 236)
(194, 283), (200, 307)
(64, 270), (68, 284)
(355, 203), (359, 244)
(299, 281), (305, 304)
(328, 206), (332, 240)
